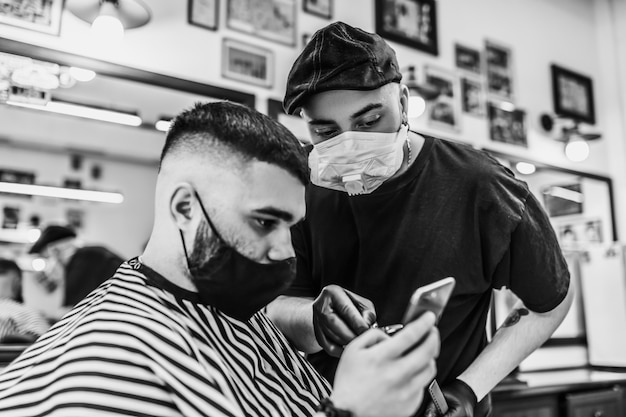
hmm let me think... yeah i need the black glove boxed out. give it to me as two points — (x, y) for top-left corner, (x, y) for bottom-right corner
(312, 285), (377, 357)
(424, 379), (477, 417)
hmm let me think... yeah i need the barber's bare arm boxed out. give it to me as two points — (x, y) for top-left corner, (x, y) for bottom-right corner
(267, 285), (377, 356)
(315, 312), (440, 417)
(431, 282), (574, 417)
(267, 295), (320, 353)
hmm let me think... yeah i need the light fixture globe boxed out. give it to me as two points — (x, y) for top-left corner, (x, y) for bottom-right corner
(404, 65), (440, 118)
(565, 135), (590, 162)
(67, 0), (151, 39)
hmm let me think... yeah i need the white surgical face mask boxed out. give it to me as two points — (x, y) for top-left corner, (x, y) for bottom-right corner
(309, 124), (409, 195)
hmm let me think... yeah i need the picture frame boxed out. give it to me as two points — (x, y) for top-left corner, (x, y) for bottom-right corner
(460, 76), (485, 117)
(188, 0), (219, 31)
(0, 0), (64, 35)
(557, 219), (603, 248)
(485, 39), (514, 101)
(542, 183), (584, 218)
(303, 0), (332, 19)
(455, 43), (481, 74)
(424, 65), (460, 131)
(227, 0), (296, 46)
(487, 101), (527, 147)
(222, 38), (274, 88)
(375, 0), (438, 56)
(551, 64), (596, 125)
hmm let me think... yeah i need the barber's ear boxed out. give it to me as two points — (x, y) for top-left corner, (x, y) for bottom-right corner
(399, 84), (410, 122)
(170, 184), (197, 229)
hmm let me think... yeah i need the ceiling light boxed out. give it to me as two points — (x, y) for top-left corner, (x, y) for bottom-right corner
(404, 66), (440, 118)
(545, 186), (584, 203)
(67, 0), (151, 42)
(565, 135), (590, 162)
(92, 2), (124, 42)
(69, 67), (96, 82)
(0, 229), (41, 244)
(27, 228), (41, 243)
(515, 162), (536, 175)
(0, 182), (124, 204)
(497, 101), (516, 112)
(155, 118), (172, 132)
(539, 113), (601, 162)
(31, 258), (46, 272)
(6, 99), (142, 127)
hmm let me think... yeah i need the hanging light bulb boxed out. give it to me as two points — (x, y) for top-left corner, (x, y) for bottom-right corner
(408, 95), (427, 119)
(67, 0), (151, 44)
(565, 135), (590, 162)
(515, 161), (536, 175)
(91, 1), (124, 42)
(404, 66), (439, 119)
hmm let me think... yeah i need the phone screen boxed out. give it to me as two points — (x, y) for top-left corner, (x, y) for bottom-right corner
(401, 277), (456, 325)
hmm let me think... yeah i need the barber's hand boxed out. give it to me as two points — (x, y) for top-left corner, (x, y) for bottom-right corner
(331, 312), (440, 417)
(424, 379), (477, 417)
(312, 285), (377, 357)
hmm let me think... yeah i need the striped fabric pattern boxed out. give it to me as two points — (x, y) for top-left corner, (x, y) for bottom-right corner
(0, 299), (50, 342)
(0, 262), (331, 416)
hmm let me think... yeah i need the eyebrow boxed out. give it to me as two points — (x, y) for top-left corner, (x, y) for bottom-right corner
(350, 103), (384, 120)
(253, 207), (298, 223)
(308, 102), (384, 125)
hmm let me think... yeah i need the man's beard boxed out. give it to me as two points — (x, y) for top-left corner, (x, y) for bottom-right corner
(187, 220), (225, 278)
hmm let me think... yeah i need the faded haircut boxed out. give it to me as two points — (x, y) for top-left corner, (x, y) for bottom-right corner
(159, 101), (309, 185)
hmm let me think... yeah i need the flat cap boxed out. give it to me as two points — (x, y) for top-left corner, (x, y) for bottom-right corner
(284, 21), (402, 115)
(28, 225), (76, 254)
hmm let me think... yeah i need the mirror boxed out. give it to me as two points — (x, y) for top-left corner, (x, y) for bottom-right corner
(484, 148), (618, 371)
(485, 149), (617, 246)
(0, 39), (255, 354)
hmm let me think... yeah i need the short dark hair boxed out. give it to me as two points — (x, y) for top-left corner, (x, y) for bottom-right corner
(0, 258), (22, 302)
(160, 101), (309, 185)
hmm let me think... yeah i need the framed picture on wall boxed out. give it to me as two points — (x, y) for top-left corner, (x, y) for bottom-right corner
(455, 44), (481, 74)
(227, 0), (296, 46)
(542, 183), (583, 218)
(375, 0), (438, 56)
(461, 76), (485, 117)
(551, 64), (596, 125)
(0, 0), (64, 35)
(424, 66), (460, 131)
(487, 101), (527, 147)
(485, 39), (514, 101)
(222, 38), (274, 88)
(188, 0), (219, 31)
(303, 0), (332, 19)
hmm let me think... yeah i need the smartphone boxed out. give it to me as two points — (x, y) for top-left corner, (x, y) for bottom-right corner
(401, 277), (456, 325)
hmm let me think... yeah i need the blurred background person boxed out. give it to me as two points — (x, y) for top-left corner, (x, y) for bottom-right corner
(28, 225), (123, 319)
(0, 258), (49, 343)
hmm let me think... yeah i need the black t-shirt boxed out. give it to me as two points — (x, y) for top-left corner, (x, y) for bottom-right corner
(286, 135), (570, 389)
(64, 246), (124, 306)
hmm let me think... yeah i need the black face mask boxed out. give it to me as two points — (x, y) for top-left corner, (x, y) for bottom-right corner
(179, 191), (296, 321)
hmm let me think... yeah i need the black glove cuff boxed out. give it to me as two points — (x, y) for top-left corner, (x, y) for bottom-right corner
(316, 397), (353, 417)
(448, 379), (478, 412)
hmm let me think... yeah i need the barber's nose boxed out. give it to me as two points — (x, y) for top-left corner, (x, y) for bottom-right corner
(267, 228), (295, 262)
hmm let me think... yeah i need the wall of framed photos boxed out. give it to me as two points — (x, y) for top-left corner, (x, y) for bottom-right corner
(0, 0), (624, 238)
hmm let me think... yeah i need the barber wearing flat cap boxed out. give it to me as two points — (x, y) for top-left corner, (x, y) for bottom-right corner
(30, 225), (123, 317)
(268, 21), (573, 417)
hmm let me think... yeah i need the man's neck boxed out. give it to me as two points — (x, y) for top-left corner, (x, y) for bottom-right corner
(389, 130), (425, 180)
(140, 243), (197, 292)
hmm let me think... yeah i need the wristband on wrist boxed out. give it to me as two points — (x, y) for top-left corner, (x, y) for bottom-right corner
(316, 397), (353, 417)
(449, 378), (478, 414)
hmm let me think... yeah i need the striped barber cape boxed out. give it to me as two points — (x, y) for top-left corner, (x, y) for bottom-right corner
(0, 259), (331, 416)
